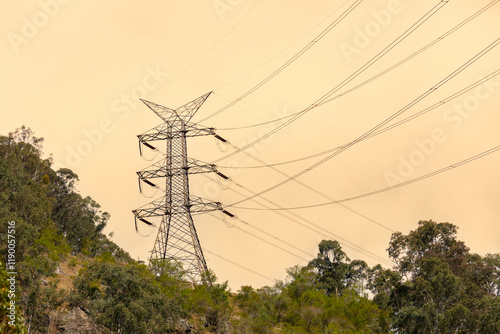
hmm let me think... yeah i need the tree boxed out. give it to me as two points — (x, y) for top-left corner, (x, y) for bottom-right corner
(188, 270), (232, 332)
(347, 259), (369, 295)
(281, 262), (389, 333)
(0, 127), (109, 257)
(233, 285), (279, 333)
(71, 260), (188, 333)
(387, 220), (469, 279)
(309, 240), (351, 296)
(484, 253), (500, 297)
(381, 220), (500, 333)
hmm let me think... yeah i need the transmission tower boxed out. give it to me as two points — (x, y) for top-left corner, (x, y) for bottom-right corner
(132, 92), (231, 284)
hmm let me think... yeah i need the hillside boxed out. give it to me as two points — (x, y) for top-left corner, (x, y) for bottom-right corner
(1, 126), (499, 333)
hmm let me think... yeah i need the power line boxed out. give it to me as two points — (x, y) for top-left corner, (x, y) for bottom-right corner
(141, 172), (316, 261)
(210, 0), (499, 131)
(212, 70), (500, 244)
(211, 0), (354, 93)
(199, 175), (358, 260)
(214, 69), (500, 169)
(199, 174), (393, 266)
(139, 115), (397, 264)
(203, 247), (275, 283)
(206, 212), (312, 262)
(199, 71), (500, 261)
(139, 3), (498, 280)
(197, 0), (365, 123)
(141, 137), (394, 267)
(139, 63), (499, 271)
(230, 145), (500, 211)
(211, 1), (450, 163)
(220, 148), (397, 234)
(136, 214), (278, 283)
(227, 38), (500, 207)
(141, 121), (398, 266)
(361, 69), (500, 138)
(156, 170), (393, 269)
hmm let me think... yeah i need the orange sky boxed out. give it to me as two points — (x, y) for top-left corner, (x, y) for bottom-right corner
(2, 0), (499, 289)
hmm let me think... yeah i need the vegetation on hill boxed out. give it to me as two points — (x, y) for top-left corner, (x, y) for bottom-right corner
(1, 126), (499, 333)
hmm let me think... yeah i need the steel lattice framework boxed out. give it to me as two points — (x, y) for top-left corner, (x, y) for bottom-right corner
(132, 92), (223, 284)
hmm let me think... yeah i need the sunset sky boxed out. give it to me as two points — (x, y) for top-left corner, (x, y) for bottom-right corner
(2, 0), (499, 289)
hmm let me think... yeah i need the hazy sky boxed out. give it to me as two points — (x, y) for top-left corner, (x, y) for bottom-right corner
(2, 0), (499, 290)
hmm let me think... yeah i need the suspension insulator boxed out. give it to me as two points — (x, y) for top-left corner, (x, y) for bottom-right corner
(214, 134), (227, 143)
(143, 142), (156, 150)
(222, 210), (235, 218)
(139, 218), (153, 226)
(143, 179), (156, 187)
(216, 172), (229, 180)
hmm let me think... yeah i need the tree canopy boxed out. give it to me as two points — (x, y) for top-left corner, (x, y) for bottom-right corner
(374, 220), (500, 333)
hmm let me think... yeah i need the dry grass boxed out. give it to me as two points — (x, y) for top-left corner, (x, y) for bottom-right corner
(46, 255), (82, 291)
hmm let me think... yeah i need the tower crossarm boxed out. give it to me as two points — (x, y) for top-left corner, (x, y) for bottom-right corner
(132, 196), (222, 219)
(132, 196), (168, 218)
(187, 196), (224, 214)
(137, 158), (217, 184)
(138, 123), (215, 143)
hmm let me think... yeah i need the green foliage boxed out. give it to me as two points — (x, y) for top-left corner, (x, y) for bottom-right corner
(233, 257), (389, 333)
(34, 224), (72, 262)
(0, 127), (112, 258)
(0, 127), (130, 332)
(281, 265), (387, 333)
(233, 226), (499, 333)
(233, 285), (279, 333)
(187, 270), (232, 332)
(484, 253), (500, 297)
(309, 240), (351, 296)
(387, 220), (469, 278)
(374, 220), (500, 333)
(71, 260), (189, 333)
(67, 257), (79, 269)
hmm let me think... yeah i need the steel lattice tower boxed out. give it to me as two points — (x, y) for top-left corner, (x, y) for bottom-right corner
(132, 92), (224, 284)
